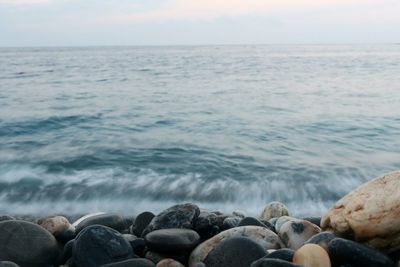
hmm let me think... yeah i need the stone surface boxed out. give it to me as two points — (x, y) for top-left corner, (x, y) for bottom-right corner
(156, 259), (185, 267)
(278, 220), (321, 250)
(304, 232), (336, 251)
(203, 237), (267, 267)
(55, 239), (74, 265)
(251, 258), (302, 267)
(321, 170), (400, 252)
(275, 216), (296, 233)
(131, 212), (155, 237)
(222, 216), (241, 230)
(101, 258), (156, 267)
(73, 213), (128, 234)
(0, 216), (15, 222)
(302, 217), (321, 228)
(189, 226), (282, 266)
(145, 228), (201, 253)
(73, 225), (134, 267)
(145, 251), (187, 265)
(293, 244), (331, 267)
(0, 220), (59, 267)
(265, 249), (295, 262)
(194, 211), (219, 239)
(0, 262), (20, 267)
(327, 238), (395, 267)
(37, 216), (74, 238)
(143, 203), (200, 236)
(260, 202), (289, 221)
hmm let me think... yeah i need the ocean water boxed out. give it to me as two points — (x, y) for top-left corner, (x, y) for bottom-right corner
(1, 44), (400, 217)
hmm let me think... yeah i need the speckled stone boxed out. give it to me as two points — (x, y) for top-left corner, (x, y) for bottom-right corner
(260, 202), (289, 221)
(278, 220), (321, 250)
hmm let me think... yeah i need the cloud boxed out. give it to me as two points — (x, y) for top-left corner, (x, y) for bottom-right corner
(0, 0), (50, 5)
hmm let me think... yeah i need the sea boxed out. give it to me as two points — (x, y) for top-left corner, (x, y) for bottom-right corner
(0, 44), (400, 217)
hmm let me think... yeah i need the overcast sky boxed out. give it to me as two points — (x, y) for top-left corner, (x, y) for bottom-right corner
(1, 0), (399, 46)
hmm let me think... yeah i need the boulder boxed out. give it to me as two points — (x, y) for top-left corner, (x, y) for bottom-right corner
(0, 220), (59, 267)
(321, 170), (400, 252)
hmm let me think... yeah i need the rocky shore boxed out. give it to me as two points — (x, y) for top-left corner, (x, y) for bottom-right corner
(1, 171), (400, 267)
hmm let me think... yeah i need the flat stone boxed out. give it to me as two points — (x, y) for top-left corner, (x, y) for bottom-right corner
(265, 249), (295, 262)
(203, 237), (267, 267)
(143, 203), (200, 236)
(327, 238), (395, 267)
(101, 258), (156, 267)
(0, 220), (59, 267)
(131, 212), (155, 237)
(321, 170), (400, 252)
(145, 228), (201, 253)
(156, 259), (185, 267)
(73, 225), (134, 267)
(278, 220), (321, 250)
(260, 202), (289, 221)
(73, 213), (128, 234)
(293, 244), (331, 267)
(189, 226), (283, 266)
(251, 258), (302, 267)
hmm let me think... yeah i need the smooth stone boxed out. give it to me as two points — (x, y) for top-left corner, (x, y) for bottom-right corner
(232, 211), (246, 218)
(0, 262), (20, 267)
(131, 212), (155, 237)
(189, 226), (283, 266)
(222, 216), (241, 230)
(0, 220), (59, 267)
(260, 220), (277, 233)
(265, 249), (295, 262)
(194, 211), (219, 239)
(251, 258), (302, 267)
(37, 216), (74, 238)
(73, 225), (134, 267)
(156, 259), (185, 267)
(55, 239), (74, 265)
(238, 217), (267, 227)
(130, 237), (147, 257)
(101, 258), (156, 267)
(145, 228), (201, 253)
(304, 232), (336, 251)
(269, 218), (279, 226)
(321, 170), (400, 252)
(278, 220), (321, 250)
(275, 216), (297, 233)
(302, 217), (321, 228)
(293, 244), (331, 267)
(327, 238), (395, 267)
(203, 237), (267, 267)
(145, 251), (188, 265)
(193, 263), (206, 267)
(0, 216), (15, 222)
(73, 213), (127, 234)
(143, 203), (200, 236)
(260, 202), (289, 221)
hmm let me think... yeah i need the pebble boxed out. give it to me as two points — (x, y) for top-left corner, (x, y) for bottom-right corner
(123, 235), (147, 257)
(131, 212), (155, 237)
(327, 237), (395, 267)
(278, 220), (321, 250)
(37, 215), (75, 242)
(292, 244), (331, 267)
(203, 237), (267, 267)
(304, 231), (336, 251)
(73, 212), (128, 234)
(265, 248), (295, 262)
(73, 225), (134, 267)
(145, 228), (201, 253)
(156, 259), (185, 267)
(189, 225), (282, 266)
(0, 220), (59, 267)
(143, 203), (200, 236)
(145, 251), (188, 265)
(222, 216), (241, 230)
(194, 211), (219, 239)
(100, 258), (156, 267)
(260, 202), (289, 221)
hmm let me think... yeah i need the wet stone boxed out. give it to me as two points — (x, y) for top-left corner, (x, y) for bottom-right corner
(251, 258), (302, 267)
(145, 228), (201, 253)
(260, 202), (289, 221)
(101, 258), (156, 267)
(304, 231), (336, 251)
(278, 220), (321, 250)
(222, 216), (241, 230)
(265, 248), (295, 262)
(156, 259), (185, 267)
(73, 213), (128, 234)
(131, 212), (155, 237)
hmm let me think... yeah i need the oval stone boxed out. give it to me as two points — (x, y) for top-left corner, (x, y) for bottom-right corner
(260, 202), (289, 221)
(73, 213), (127, 234)
(131, 212), (155, 237)
(37, 216), (74, 238)
(251, 258), (302, 267)
(0, 262), (20, 267)
(156, 259), (185, 267)
(145, 228), (200, 253)
(0, 220), (59, 267)
(293, 244), (331, 267)
(278, 220), (321, 250)
(265, 249), (295, 262)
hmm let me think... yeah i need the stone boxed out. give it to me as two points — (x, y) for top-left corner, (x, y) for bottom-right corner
(193, 263), (206, 267)
(194, 211), (219, 239)
(203, 237), (267, 267)
(260, 202), (289, 221)
(55, 239), (74, 266)
(0, 220), (59, 267)
(251, 258), (302, 267)
(0, 216), (15, 222)
(327, 238), (395, 267)
(131, 212), (155, 237)
(0, 262), (20, 267)
(278, 220), (321, 250)
(304, 232), (336, 251)
(189, 226), (282, 266)
(321, 170), (400, 252)
(101, 258), (156, 267)
(145, 251), (187, 265)
(126, 237), (146, 257)
(73, 213), (128, 234)
(37, 216), (74, 239)
(265, 249), (295, 262)
(143, 203), (200, 236)
(239, 217), (267, 227)
(73, 225), (134, 267)
(302, 217), (321, 228)
(222, 216), (241, 230)
(293, 244), (331, 267)
(145, 228), (201, 253)
(275, 216), (298, 233)
(156, 259), (185, 267)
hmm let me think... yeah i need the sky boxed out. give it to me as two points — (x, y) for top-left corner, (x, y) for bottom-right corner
(0, 0), (399, 46)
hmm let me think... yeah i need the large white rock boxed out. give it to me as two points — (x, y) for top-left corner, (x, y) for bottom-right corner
(188, 226), (282, 267)
(321, 170), (400, 252)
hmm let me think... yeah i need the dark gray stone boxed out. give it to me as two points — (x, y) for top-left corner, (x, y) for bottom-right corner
(265, 249), (295, 262)
(143, 203), (200, 236)
(55, 239), (74, 265)
(145, 228), (200, 253)
(327, 238), (395, 267)
(251, 258), (302, 267)
(238, 217), (266, 227)
(100, 258), (156, 267)
(145, 251), (188, 265)
(0, 262), (20, 267)
(221, 216), (241, 230)
(74, 213), (128, 234)
(304, 231), (336, 251)
(194, 212), (219, 239)
(302, 217), (321, 227)
(73, 225), (134, 267)
(204, 237), (267, 267)
(193, 263), (207, 267)
(0, 216), (15, 222)
(0, 220), (59, 267)
(131, 212), (155, 237)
